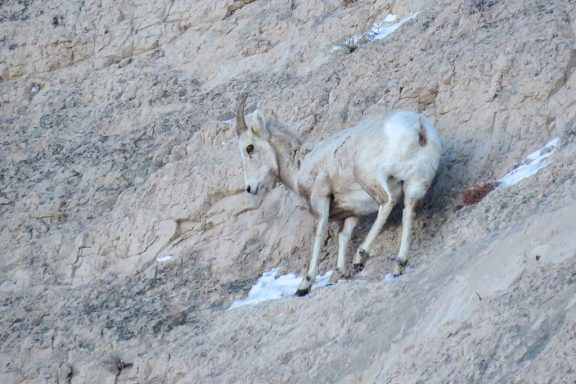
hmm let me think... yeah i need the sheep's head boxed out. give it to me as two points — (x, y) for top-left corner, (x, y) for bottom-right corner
(235, 97), (279, 195)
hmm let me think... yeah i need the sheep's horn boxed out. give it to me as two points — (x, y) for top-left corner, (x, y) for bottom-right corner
(236, 96), (248, 134)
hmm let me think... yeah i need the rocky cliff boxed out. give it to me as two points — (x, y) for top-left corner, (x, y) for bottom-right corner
(1, 0), (575, 383)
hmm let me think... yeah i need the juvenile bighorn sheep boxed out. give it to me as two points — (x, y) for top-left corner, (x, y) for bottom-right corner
(235, 97), (441, 296)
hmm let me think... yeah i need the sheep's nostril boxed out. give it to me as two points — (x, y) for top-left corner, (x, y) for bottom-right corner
(247, 186), (251, 193)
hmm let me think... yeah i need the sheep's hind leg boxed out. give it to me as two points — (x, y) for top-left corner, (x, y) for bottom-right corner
(329, 216), (359, 285)
(353, 198), (396, 272)
(394, 196), (417, 277)
(296, 196), (330, 296)
(353, 174), (402, 272)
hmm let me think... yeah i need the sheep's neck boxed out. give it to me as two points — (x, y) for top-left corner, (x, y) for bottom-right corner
(270, 135), (308, 195)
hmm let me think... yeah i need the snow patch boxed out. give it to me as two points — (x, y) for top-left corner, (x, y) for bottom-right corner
(156, 254), (173, 263)
(498, 138), (560, 186)
(383, 14), (398, 23)
(229, 269), (333, 309)
(384, 273), (395, 282)
(367, 13), (420, 41)
(332, 13), (420, 53)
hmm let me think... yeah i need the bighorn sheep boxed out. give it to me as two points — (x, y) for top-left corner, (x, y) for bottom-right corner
(234, 97), (441, 296)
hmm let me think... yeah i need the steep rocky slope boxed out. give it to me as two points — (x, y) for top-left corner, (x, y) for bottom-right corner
(1, 0), (575, 383)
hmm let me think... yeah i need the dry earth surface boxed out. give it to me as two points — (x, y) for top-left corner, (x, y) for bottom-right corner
(1, 0), (576, 383)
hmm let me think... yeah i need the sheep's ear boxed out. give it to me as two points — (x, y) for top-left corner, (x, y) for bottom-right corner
(250, 110), (269, 137)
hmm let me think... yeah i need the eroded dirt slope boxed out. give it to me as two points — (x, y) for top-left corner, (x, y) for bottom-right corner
(1, 0), (575, 383)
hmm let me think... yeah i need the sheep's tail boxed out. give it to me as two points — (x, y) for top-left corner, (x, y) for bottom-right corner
(418, 117), (427, 147)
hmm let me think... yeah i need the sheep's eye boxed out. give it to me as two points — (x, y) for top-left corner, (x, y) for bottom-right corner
(246, 144), (254, 154)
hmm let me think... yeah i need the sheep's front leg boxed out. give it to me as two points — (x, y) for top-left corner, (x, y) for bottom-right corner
(329, 216), (359, 285)
(296, 196), (330, 296)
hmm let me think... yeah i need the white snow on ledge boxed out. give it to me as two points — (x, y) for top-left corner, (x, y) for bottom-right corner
(368, 13), (420, 41)
(498, 137), (560, 187)
(332, 13), (420, 53)
(228, 268), (333, 309)
(156, 254), (174, 263)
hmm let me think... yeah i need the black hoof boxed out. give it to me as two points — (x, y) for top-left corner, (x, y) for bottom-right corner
(393, 273), (401, 278)
(394, 259), (406, 278)
(353, 263), (364, 273)
(295, 288), (310, 297)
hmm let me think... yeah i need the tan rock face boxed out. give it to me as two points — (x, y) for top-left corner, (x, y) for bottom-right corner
(1, 0), (576, 383)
